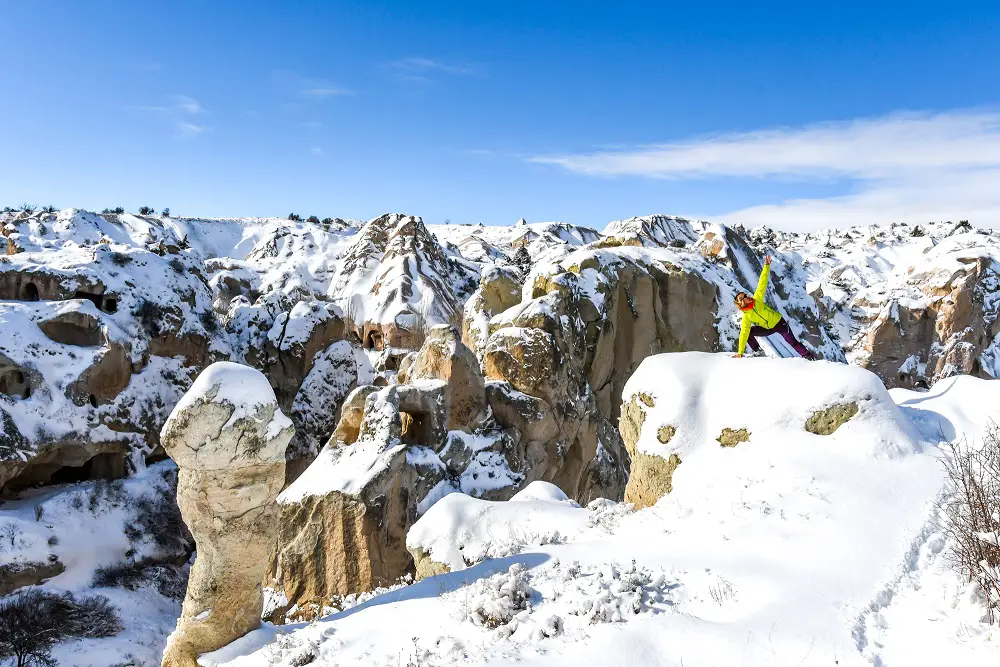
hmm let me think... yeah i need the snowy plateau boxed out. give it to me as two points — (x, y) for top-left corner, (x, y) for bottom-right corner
(0, 208), (998, 667)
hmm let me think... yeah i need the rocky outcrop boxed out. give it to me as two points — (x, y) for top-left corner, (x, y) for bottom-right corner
(329, 214), (479, 352)
(268, 327), (520, 618)
(619, 394), (681, 509)
(805, 403), (858, 435)
(861, 255), (998, 389)
(37, 306), (103, 346)
(268, 383), (449, 622)
(618, 352), (919, 510)
(287, 339), (358, 480)
(0, 558), (65, 596)
(404, 325), (487, 432)
(462, 266), (522, 357)
(260, 301), (346, 410)
(67, 341), (132, 407)
(159, 363), (293, 667)
(478, 247), (719, 505)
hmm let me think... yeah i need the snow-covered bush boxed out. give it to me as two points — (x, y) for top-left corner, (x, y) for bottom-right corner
(459, 563), (533, 629)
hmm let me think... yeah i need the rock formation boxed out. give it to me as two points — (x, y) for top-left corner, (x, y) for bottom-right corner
(618, 352), (916, 509)
(328, 214), (479, 351)
(267, 326), (505, 621)
(860, 254), (998, 388)
(159, 362), (293, 667)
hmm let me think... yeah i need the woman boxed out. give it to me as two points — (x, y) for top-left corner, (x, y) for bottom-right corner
(734, 255), (813, 359)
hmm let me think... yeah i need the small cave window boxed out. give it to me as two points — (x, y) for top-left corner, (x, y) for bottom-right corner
(89, 394), (99, 408)
(74, 290), (104, 310)
(103, 297), (118, 313)
(400, 410), (432, 446)
(22, 282), (39, 301)
(366, 331), (384, 351)
(0, 369), (30, 400)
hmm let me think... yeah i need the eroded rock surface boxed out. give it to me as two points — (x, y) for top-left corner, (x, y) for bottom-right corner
(159, 362), (293, 667)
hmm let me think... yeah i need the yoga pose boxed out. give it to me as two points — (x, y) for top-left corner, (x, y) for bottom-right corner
(733, 256), (812, 359)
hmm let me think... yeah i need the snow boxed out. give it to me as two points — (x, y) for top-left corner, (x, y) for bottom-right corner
(3, 208), (1000, 665)
(278, 386), (404, 502)
(166, 361), (292, 442)
(207, 355), (1000, 667)
(0, 462), (186, 666)
(624, 352), (921, 460)
(406, 483), (588, 571)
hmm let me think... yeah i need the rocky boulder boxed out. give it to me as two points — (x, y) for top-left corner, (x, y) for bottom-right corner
(618, 352), (918, 509)
(268, 385), (449, 622)
(159, 362), (293, 667)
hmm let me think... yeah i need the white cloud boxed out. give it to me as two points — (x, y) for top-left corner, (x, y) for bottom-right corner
(718, 169), (1000, 229)
(270, 70), (355, 99)
(302, 86), (353, 97)
(309, 146), (324, 156)
(172, 94), (204, 114)
(175, 122), (210, 139)
(387, 56), (478, 79)
(132, 94), (210, 139)
(530, 109), (1000, 229)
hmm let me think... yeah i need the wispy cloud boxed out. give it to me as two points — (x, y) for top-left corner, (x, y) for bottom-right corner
(175, 122), (210, 139)
(131, 94), (210, 139)
(272, 70), (355, 99)
(386, 56), (480, 82)
(309, 146), (324, 156)
(302, 86), (353, 97)
(530, 109), (1000, 228)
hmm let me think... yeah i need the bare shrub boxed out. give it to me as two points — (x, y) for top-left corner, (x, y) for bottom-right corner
(0, 522), (23, 550)
(0, 589), (122, 666)
(940, 422), (1000, 622)
(124, 471), (193, 558)
(92, 559), (187, 600)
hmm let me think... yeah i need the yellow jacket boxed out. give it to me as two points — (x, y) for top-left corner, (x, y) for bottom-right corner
(737, 263), (782, 355)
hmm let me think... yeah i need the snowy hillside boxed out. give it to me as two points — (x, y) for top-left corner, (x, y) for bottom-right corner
(1, 207), (999, 666)
(203, 354), (1000, 667)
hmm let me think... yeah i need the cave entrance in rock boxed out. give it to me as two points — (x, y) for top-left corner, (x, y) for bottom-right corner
(400, 410), (432, 446)
(22, 282), (39, 301)
(48, 452), (126, 486)
(0, 368), (30, 399)
(74, 290), (104, 310)
(366, 330), (384, 351)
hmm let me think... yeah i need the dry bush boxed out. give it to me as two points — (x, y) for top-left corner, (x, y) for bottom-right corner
(940, 422), (1000, 622)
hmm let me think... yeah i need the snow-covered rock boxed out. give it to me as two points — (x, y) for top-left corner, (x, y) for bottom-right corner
(206, 351), (985, 667)
(406, 481), (587, 577)
(620, 352), (919, 508)
(160, 362), (294, 667)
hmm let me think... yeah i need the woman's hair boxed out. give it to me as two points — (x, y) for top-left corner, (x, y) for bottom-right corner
(735, 291), (748, 302)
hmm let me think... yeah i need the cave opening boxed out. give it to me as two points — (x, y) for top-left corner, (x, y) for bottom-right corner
(22, 282), (39, 301)
(366, 330), (384, 351)
(400, 410), (432, 446)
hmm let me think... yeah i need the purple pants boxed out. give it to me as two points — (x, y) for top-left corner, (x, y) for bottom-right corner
(747, 319), (812, 358)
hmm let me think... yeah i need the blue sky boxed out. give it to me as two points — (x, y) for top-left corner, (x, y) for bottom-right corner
(3, 1), (1000, 230)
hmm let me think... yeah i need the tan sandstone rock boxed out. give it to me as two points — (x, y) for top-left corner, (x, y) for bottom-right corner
(159, 362), (293, 667)
(620, 395), (682, 509)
